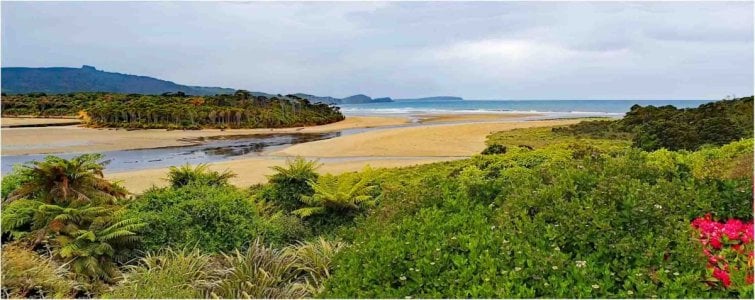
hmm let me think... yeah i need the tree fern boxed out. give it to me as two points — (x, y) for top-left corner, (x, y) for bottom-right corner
(292, 166), (380, 218)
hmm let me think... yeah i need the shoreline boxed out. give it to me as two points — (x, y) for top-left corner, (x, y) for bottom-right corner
(105, 118), (581, 193)
(2, 114), (582, 193)
(0, 116), (408, 156)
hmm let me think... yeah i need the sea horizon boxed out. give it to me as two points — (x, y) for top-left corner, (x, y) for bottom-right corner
(337, 99), (714, 117)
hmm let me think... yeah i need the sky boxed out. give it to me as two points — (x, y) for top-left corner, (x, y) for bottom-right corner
(2, 1), (753, 100)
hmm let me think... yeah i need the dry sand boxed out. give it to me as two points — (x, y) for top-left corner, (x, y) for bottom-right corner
(0, 116), (407, 155)
(274, 119), (582, 158)
(107, 156), (461, 193)
(1, 117), (81, 127)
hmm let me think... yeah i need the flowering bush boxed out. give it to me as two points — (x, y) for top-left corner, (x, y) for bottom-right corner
(692, 215), (754, 290)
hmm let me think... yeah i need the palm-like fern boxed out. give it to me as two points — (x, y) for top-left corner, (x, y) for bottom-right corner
(1, 154), (143, 282)
(292, 167), (380, 218)
(6, 153), (126, 205)
(53, 209), (144, 282)
(268, 157), (322, 183)
(166, 163), (236, 188)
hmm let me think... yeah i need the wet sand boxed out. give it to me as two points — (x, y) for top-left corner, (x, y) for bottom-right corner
(0, 116), (408, 155)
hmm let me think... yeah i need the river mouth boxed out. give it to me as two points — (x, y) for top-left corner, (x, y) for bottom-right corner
(1, 132), (341, 174)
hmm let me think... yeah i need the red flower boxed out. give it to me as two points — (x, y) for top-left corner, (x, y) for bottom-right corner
(747, 275), (754, 285)
(723, 219), (744, 240)
(713, 268), (731, 288)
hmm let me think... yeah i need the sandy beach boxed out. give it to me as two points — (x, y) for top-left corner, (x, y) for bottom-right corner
(107, 118), (580, 193)
(0, 116), (407, 155)
(1, 117), (82, 128)
(274, 119), (581, 157)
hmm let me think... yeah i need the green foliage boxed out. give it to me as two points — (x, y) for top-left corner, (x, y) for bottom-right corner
(293, 167), (380, 219)
(5, 153), (127, 205)
(323, 139), (753, 298)
(126, 183), (299, 253)
(481, 144), (507, 155)
(107, 239), (345, 299)
(1, 154), (142, 282)
(166, 163), (235, 188)
(259, 157), (321, 211)
(1, 245), (77, 298)
(105, 248), (218, 299)
(1, 92), (345, 129)
(555, 96), (754, 151)
(1, 165), (31, 201)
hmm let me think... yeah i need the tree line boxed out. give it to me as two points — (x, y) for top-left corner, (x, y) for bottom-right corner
(553, 96), (753, 151)
(0, 91), (345, 129)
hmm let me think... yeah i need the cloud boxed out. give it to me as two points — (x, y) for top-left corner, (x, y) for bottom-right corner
(1, 1), (752, 99)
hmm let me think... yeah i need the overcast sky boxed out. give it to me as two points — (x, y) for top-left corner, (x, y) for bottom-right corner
(2, 1), (753, 99)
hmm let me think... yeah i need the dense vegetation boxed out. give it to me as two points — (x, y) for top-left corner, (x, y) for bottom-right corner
(1, 98), (752, 298)
(553, 96), (753, 151)
(1, 91), (345, 129)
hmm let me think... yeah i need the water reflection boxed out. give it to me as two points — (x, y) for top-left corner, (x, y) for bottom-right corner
(1, 132), (341, 174)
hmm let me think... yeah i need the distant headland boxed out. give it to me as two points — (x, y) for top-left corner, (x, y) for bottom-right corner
(0, 65), (393, 104)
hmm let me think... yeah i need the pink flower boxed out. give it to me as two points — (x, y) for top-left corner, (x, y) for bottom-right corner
(712, 268), (731, 287)
(741, 223), (754, 243)
(723, 219), (744, 240)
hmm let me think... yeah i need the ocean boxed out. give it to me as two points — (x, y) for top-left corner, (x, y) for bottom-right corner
(337, 99), (714, 118)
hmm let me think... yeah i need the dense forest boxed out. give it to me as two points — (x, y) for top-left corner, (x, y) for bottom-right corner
(1, 97), (753, 298)
(553, 96), (753, 151)
(0, 91), (345, 129)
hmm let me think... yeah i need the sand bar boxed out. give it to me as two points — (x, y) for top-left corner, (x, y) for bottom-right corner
(274, 119), (582, 158)
(0, 116), (408, 155)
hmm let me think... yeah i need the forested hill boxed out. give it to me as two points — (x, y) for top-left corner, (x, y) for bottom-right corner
(1, 65), (394, 104)
(1, 65), (236, 96)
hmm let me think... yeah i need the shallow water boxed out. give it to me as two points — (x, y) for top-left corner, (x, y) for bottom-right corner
(1, 132), (340, 174)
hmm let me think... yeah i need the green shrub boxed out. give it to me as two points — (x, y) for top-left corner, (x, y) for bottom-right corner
(166, 164), (235, 188)
(126, 183), (300, 253)
(1, 165), (31, 201)
(322, 140), (753, 298)
(481, 144), (507, 155)
(105, 249), (217, 299)
(258, 157), (321, 212)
